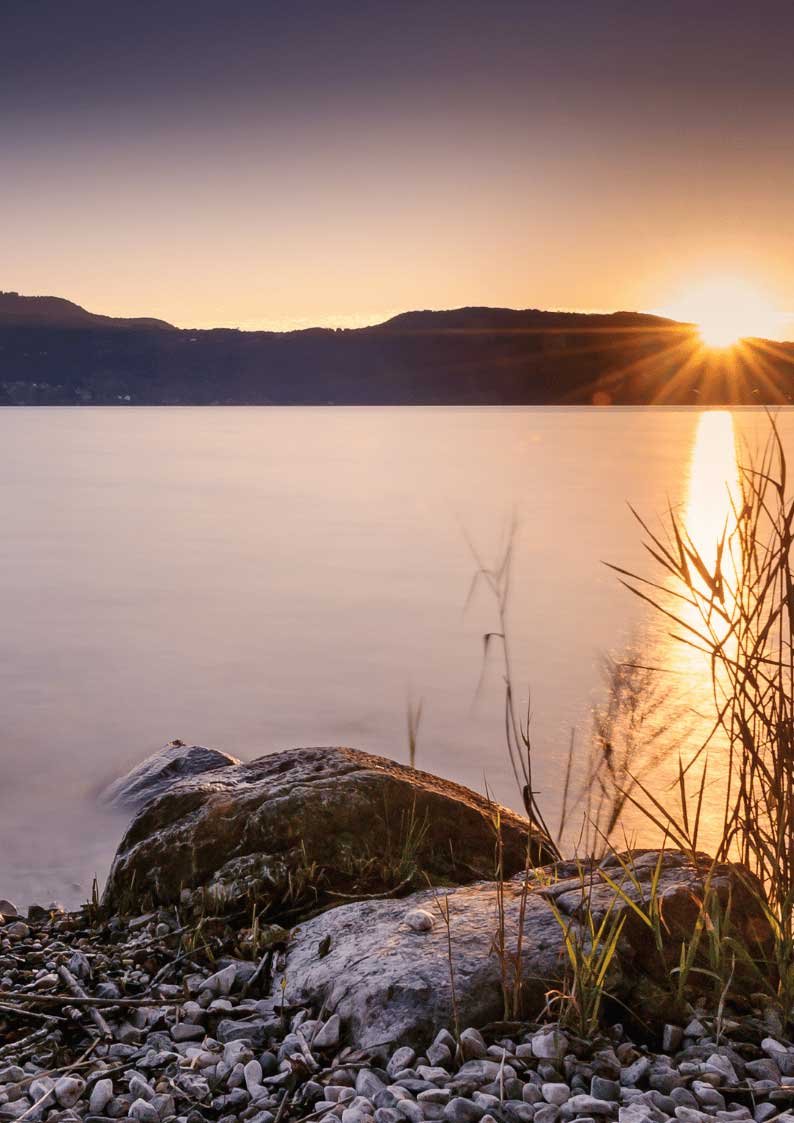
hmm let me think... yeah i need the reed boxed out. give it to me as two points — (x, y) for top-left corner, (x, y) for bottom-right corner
(611, 412), (794, 1017)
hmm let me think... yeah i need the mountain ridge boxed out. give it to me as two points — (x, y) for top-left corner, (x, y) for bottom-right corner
(0, 290), (174, 331)
(1, 290), (792, 406)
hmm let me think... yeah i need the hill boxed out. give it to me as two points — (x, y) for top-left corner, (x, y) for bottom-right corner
(0, 291), (173, 331)
(1, 291), (792, 405)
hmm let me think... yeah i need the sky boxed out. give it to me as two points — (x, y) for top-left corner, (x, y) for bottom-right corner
(3, 0), (794, 332)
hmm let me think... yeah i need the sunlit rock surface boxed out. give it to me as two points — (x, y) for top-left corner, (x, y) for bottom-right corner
(102, 746), (554, 911)
(280, 850), (767, 1048)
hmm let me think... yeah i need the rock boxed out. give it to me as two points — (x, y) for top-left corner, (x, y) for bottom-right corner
(357, 1070), (387, 1099)
(281, 877), (566, 1049)
(216, 1016), (274, 1046)
(388, 1048), (417, 1077)
(663, 1025), (683, 1052)
(427, 1042), (453, 1068)
(203, 963), (237, 996)
(761, 1037), (790, 1057)
(674, 1109), (712, 1123)
(671, 1089), (699, 1109)
(405, 909), (435, 933)
(542, 1084), (571, 1105)
(128, 1098), (160, 1123)
(693, 1083), (726, 1110)
(754, 1106), (778, 1123)
(503, 1104), (536, 1123)
(0, 899), (18, 919)
(621, 1058), (651, 1087)
(54, 1076), (84, 1107)
(280, 850), (764, 1049)
(244, 1058), (264, 1093)
(104, 747), (552, 910)
(747, 1059), (781, 1081)
(89, 1079), (114, 1114)
(456, 1028), (485, 1060)
(99, 742), (241, 810)
(444, 1098), (486, 1123)
(533, 1031), (569, 1061)
(705, 1055), (739, 1084)
(4, 921), (29, 939)
(128, 1074), (154, 1101)
(314, 1013), (342, 1051)
(590, 1078), (620, 1102)
(561, 1095), (617, 1119)
(29, 1077), (55, 1105)
(171, 1021), (205, 1041)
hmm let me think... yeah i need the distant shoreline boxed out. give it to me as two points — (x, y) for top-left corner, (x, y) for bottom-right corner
(3, 292), (792, 406)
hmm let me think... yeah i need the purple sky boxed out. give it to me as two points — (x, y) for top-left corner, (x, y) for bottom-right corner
(3, 0), (794, 330)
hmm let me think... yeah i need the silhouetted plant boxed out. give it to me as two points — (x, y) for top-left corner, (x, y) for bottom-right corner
(612, 413), (794, 1016)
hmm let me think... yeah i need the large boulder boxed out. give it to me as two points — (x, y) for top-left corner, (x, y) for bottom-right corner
(99, 742), (241, 810)
(103, 747), (555, 913)
(279, 849), (767, 1049)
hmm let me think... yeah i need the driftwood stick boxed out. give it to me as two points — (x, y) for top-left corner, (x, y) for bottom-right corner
(7, 1039), (100, 1112)
(57, 966), (114, 1039)
(0, 1001), (66, 1022)
(0, 1025), (50, 1059)
(0, 991), (185, 1009)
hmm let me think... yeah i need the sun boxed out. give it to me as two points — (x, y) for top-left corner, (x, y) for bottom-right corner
(664, 275), (784, 349)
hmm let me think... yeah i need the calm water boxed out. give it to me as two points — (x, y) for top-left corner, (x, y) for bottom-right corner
(0, 406), (785, 907)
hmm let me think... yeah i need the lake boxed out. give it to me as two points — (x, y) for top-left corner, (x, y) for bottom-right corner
(0, 406), (784, 907)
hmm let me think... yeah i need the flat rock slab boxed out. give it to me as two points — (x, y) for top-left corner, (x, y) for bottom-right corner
(280, 850), (765, 1049)
(99, 742), (241, 810)
(103, 746), (554, 911)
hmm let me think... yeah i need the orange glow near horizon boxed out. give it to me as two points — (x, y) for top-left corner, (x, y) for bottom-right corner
(663, 276), (785, 350)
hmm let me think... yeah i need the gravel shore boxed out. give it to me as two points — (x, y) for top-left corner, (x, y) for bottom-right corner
(2, 901), (794, 1123)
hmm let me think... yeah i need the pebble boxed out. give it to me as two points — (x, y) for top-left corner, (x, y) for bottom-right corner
(314, 1013), (342, 1050)
(535, 1105), (561, 1123)
(89, 1078), (114, 1114)
(3, 897), (794, 1123)
(3, 922), (29, 940)
(533, 1031), (569, 1061)
(405, 908), (434, 932)
(543, 1083), (571, 1105)
(444, 1097), (486, 1123)
(357, 1070), (388, 1099)
(590, 1077), (620, 1102)
(128, 1096), (161, 1122)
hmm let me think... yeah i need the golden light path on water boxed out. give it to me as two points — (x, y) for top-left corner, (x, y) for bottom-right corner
(651, 411), (740, 853)
(684, 412), (739, 571)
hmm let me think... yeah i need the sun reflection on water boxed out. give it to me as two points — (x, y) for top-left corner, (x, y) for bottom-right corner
(659, 410), (740, 851)
(683, 411), (739, 575)
(614, 412), (742, 854)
